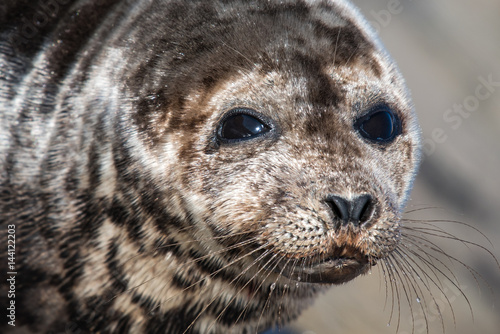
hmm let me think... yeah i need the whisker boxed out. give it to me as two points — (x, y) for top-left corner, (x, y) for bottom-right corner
(392, 249), (445, 334)
(386, 255), (414, 333)
(332, 26), (342, 68)
(394, 247), (450, 333)
(402, 233), (490, 294)
(378, 257), (391, 313)
(402, 219), (495, 250)
(256, 256), (295, 332)
(404, 206), (445, 215)
(381, 258), (400, 330)
(147, 241), (268, 316)
(230, 256), (290, 330)
(399, 239), (475, 321)
(218, 39), (255, 69)
(181, 246), (273, 334)
(207, 252), (284, 333)
(148, 226), (265, 257)
(401, 234), (460, 287)
(106, 236), (261, 303)
(116, 224), (266, 276)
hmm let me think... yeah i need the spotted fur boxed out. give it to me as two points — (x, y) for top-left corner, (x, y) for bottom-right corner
(0, 1), (420, 333)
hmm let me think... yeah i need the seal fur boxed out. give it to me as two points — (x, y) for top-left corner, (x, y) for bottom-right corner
(0, 0), (421, 333)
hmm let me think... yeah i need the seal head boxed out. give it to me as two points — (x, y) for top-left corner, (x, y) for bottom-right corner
(124, 0), (421, 286)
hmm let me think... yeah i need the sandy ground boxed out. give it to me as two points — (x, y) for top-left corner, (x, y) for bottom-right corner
(287, 0), (500, 333)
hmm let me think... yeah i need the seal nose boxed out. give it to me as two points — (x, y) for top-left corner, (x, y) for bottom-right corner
(325, 194), (374, 227)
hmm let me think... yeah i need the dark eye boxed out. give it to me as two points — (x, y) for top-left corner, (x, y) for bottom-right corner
(218, 108), (271, 142)
(354, 107), (401, 144)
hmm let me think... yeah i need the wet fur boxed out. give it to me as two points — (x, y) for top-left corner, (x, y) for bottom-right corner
(0, 1), (425, 333)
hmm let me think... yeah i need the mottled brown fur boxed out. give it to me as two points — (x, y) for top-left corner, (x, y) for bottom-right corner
(0, 0), (420, 333)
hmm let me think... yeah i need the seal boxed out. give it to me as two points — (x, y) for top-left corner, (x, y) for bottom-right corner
(0, 0), (421, 333)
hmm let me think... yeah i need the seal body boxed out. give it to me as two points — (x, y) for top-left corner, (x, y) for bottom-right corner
(0, 0), (420, 333)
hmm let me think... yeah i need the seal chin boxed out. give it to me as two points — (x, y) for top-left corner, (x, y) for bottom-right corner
(297, 257), (372, 284)
(276, 255), (375, 284)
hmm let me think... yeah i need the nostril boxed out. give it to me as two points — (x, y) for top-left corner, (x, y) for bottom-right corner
(325, 194), (374, 226)
(352, 194), (374, 224)
(325, 195), (350, 223)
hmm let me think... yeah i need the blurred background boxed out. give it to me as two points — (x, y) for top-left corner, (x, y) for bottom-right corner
(286, 0), (500, 333)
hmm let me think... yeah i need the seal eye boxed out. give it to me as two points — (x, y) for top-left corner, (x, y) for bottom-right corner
(355, 107), (401, 143)
(218, 109), (271, 142)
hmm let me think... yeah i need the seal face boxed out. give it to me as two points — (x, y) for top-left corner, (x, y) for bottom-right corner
(0, 0), (420, 333)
